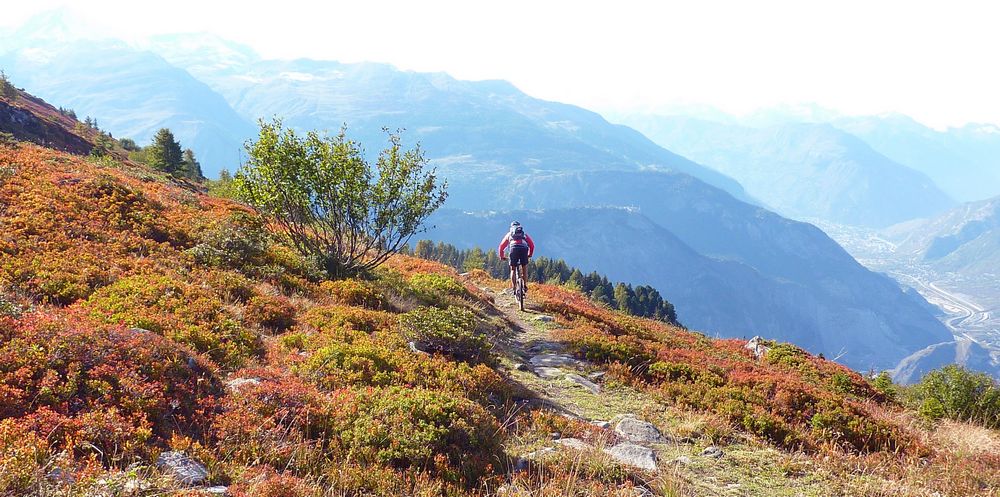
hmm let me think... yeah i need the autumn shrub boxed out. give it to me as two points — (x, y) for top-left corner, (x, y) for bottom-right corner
(244, 293), (296, 332)
(78, 174), (181, 246)
(212, 370), (346, 471)
(216, 373), (501, 484)
(0, 312), (220, 463)
(228, 469), (323, 497)
(911, 365), (1000, 428)
(341, 386), (501, 484)
(319, 278), (387, 309)
(0, 418), (48, 495)
(301, 304), (397, 346)
(556, 324), (656, 369)
(188, 211), (282, 278)
(299, 335), (509, 403)
(408, 273), (471, 306)
(809, 401), (905, 452)
(399, 306), (492, 362)
(201, 269), (255, 303)
(85, 273), (261, 367)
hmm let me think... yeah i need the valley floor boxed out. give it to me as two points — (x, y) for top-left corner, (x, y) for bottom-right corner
(814, 221), (1000, 367)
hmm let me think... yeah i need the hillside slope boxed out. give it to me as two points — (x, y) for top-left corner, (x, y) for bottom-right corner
(3, 30), (957, 375)
(1, 137), (998, 496)
(0, 32), (255, 174)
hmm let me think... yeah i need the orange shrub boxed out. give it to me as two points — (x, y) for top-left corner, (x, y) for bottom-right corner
(245, 294), (296, 332)
(84, 273), (261, 367)
(318, 278), (387, 309)
(0, 310), (220, 463)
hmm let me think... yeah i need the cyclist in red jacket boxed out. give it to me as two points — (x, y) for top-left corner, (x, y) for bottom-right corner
(498, 221), (535, 292)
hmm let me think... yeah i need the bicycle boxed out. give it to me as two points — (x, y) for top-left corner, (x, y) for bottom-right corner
(513, 262), (527, 311)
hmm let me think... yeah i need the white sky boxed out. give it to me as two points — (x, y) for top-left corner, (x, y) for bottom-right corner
(3, 0), (1000, 128)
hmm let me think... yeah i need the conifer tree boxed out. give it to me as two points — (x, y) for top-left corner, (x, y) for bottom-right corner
(181, 148), (205, 180)
(148, 128), (184, 174)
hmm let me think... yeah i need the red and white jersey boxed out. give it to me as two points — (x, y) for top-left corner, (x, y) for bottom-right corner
(498, 232), (535, 258)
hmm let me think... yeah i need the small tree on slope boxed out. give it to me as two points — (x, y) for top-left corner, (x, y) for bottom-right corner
(148, 128), (184, 174)
(236, 118), (447, 278)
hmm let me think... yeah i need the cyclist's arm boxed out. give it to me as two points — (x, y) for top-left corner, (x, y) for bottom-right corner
(526, 234), (535, 258)
(498, 235), (509, 259)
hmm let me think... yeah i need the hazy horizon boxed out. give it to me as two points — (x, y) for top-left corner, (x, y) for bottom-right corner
(4, 1), (1000, 130)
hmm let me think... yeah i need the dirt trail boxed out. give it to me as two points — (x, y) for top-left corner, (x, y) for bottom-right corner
(471, 280), (654, 423)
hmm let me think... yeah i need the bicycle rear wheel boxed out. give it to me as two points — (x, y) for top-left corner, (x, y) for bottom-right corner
(515, 273), (525, 311)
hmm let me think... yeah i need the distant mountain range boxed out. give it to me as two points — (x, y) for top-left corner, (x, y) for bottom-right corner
(613, 114), (955, 227)
(0, 16), (959, 375)
(428, 207), (949, 372)
(883, 196), (1000, 284)
(833, 115), (1000, 203)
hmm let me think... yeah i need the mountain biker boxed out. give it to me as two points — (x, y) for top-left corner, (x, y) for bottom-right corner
(498, 221), (535, 293)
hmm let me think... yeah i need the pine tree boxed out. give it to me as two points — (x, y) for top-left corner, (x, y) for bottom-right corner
(0, 70), (16, 100)
(463, 247), (486, 272)
(148, 128), (184, 174)
(181, 148), (205, 180)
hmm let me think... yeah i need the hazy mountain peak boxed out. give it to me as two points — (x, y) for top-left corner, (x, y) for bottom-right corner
(2, 9), (125, 54)
(145, 32), (260, 74)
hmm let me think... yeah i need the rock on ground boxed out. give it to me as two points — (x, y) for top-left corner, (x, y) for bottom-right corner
(224, 377), (261, 391)
(745, 335), (770, 359)
(554, 437), (593, 450)
(701, 445), (725, 459)
(614, 415), (668, 444)
(565, 373), (601, 394)
(530, 353), (581, 368)
(156, 451), (208, 486)
(604, 443), (658, 471)
(534, 366), (564, 379)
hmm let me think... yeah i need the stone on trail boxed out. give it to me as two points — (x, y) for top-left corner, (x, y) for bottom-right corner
(565, 373), (601, 394)
(534, 366), (564, 379)
(614, 415), (668, 444)
(701, 445), (725, 459)
(534, 315), (555, 323)
(604, 443), (658, 471)
(529, 353), (581, 368)
(156, 451), (208, 486)
(554, 437), (593, 450)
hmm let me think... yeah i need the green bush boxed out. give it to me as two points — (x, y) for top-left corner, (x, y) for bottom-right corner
(399, 306), (491, 361)
(871, 371), (896, 401)
(912, 365), (1000, 428)
(188, 212), (281, 278)
(648, 361), (699, 383)
(343, 386), (501, 482)
(408, 273), (470, 306)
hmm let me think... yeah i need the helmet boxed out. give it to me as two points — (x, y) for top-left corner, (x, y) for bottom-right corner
(510, 221), (521, 228)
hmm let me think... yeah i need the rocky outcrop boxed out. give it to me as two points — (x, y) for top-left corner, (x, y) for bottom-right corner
(156, 451), (208, 486)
